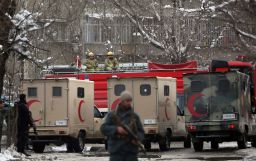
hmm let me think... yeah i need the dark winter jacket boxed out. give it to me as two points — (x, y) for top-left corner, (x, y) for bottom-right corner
(17, 100), (30, 133)
(100, 105), (144, 154)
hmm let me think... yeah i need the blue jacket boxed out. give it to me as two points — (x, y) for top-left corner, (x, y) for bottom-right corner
(100, 105), (144, 154)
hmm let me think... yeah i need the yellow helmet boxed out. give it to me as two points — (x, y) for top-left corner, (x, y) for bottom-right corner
(107, 51), (114, 56)
(88, 52), (94, 57)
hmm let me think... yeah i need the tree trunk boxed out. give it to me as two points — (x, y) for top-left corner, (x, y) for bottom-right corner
(0, 53), (9, 95)
(0, 0), (17, 96)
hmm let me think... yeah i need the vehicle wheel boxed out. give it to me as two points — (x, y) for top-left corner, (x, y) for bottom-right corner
(33, 143), (45, 153)
(237, 133), (247, 149)
(104, 139), (108, 151)
(251, 139), (256, 148)
(211, 141), (219, 150)
(66, 142), (74, 152)
(193, 141), (203, 152)
(159, 135), (171, 151)
(73, 132), (85, 153)
(143, 140), (151, 151)
(184, 135), (191, 148)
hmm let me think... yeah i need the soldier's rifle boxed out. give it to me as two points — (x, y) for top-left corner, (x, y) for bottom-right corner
(119, 122), (146, 154)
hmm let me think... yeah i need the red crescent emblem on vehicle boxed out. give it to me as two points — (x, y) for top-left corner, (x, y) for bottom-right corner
(111, 98), (120, 110)
(165, 98), (170, 120)
(27, 100), (42, 122)
(78, 100), (85, 122)
(187, 93), (208, 118)
(27, 100), (40, 108)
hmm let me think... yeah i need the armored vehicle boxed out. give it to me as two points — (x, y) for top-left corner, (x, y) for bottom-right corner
(21, 79), (104, 153)
(108, 77), (191, 151)
(184, 71), (256, 151)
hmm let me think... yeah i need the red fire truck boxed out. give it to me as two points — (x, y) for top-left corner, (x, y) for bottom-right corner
(44, 61), (198, 114)
(43, 60), (256, 114)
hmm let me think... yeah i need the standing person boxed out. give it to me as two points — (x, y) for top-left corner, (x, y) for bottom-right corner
(84, 52), (98, 72)
(0, 100), (4, 152)
(104, 51), (119, 71)
(17, 94), (31, 156)
(101, 91), (144, 161)
(25, 111), (37, 150)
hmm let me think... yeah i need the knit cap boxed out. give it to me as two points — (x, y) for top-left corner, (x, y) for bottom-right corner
(119, 91), (132, 102)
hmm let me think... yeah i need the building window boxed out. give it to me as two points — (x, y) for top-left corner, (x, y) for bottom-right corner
(52, 87), (62, 97)
(28, 87), (37, 97)
(114, 84), (125, 96)
(140, 84), (151, 96)
(164, 85), (169, 96)
(77, 87), (84, 98)
(85, 17), (138, 44)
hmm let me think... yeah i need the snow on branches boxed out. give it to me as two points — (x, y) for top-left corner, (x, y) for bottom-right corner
(7, 9), (52, 64)
(199, 0), (256, 53)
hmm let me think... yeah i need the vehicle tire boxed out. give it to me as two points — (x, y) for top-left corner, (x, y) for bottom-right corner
(211, 141), (219, 150)
(73, 132), (85, 153)
(237, 133), (247, 149)
(33, 143), (45, 153)
(193, 141), (203, 152)
(66, 142), (74, 152)
(251, 139), (256, 148)
(159, 135), (171, 151)
(184, 135), (192, 148)
(143, 140), (151, 151)
(104, 139), (108, 151)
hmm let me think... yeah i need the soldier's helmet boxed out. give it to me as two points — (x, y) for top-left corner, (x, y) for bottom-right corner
(88, 52), (94, 57)
(107, 51), (114, 56)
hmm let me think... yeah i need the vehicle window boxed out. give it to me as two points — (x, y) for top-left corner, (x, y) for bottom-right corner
(28, 87), (37, 97)
(94, 107), (102, 118)
(114, 84), (125, 96)
(177, 105), (184, 116)
(52, 87), (62, 97)
(77, 87), (84, 98)
(164, 85), (169, 96)
(140, 84), (151, 96)
(177, 95), (184, 116)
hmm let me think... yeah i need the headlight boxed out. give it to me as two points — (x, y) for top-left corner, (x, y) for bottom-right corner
(55, 120), (67, 126)
(144, 119), (157, 125)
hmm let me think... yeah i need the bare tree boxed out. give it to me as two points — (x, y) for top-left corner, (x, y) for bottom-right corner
(0, 0), (16, 96)
(188, 0), (256, 55)
(111, 0), (204, 63)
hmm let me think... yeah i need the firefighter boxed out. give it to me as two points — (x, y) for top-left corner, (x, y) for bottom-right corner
(84, 52), (98, 72)
(104, 51), (119, 71)
(100, 91), (144, 161)
(16, 94), (31, 156)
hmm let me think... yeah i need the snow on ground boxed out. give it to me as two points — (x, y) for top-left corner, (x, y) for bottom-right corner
(1, 142), (256, 161)
(0, 146), (27, 161)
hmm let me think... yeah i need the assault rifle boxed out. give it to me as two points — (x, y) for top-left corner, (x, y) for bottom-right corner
(120, 123), (146, 154)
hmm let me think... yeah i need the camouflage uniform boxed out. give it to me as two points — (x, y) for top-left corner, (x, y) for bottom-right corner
(84, 59), (98, 72)
(105, 58), (119, 71)
(100, 104), (144, 161)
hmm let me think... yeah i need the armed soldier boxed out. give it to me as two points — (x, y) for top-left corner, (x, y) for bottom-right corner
(84, 52), (98, 72)
(101, 91), (144, 161)
(104, 51), (119, 71)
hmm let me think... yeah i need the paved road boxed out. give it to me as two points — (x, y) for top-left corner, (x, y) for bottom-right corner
(24, 142), (256, 161)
